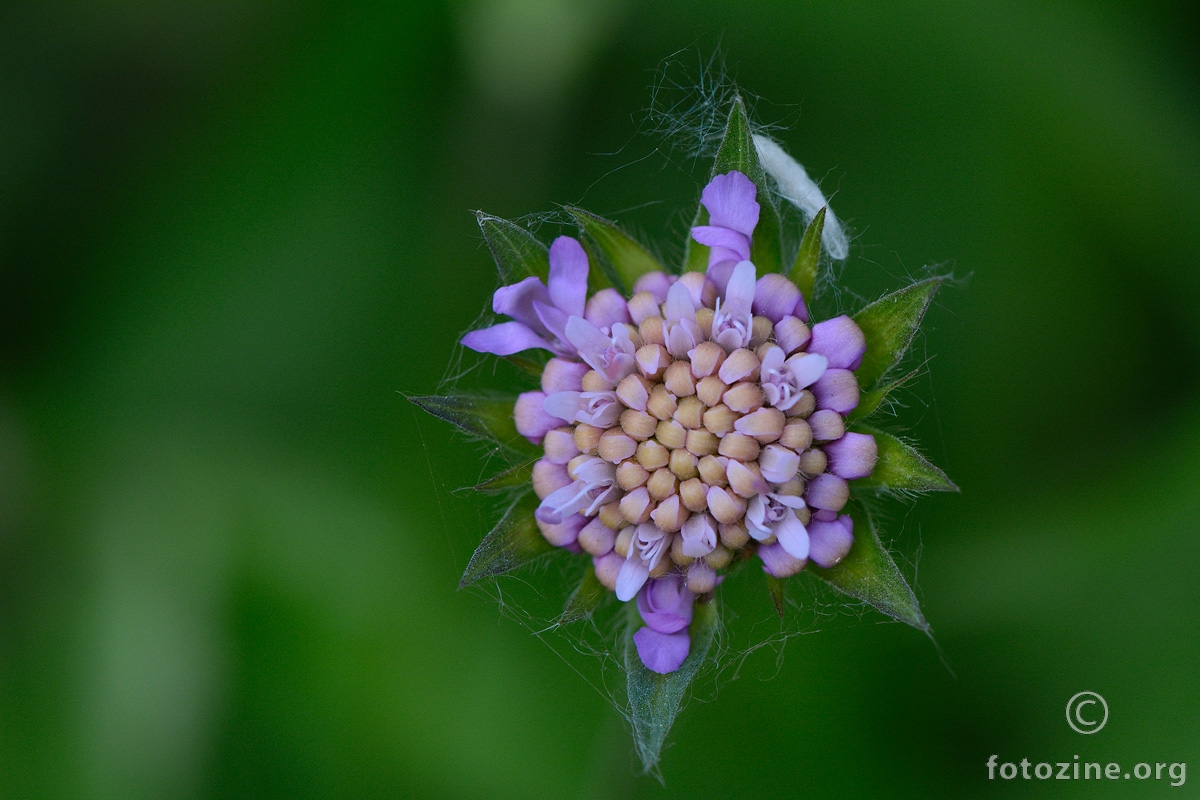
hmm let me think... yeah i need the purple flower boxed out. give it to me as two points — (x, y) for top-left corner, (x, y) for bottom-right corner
(808, 315), (867, 370)
(690, 171), (759, 294)
(461, 236), (590, 357)
(616, 522), (670, 601)
(759, 344), (827, 411)
(664, 281), (703, 359)
(633, 575), (695, 674)
(711, 261), (757, 351)
(543, 390), (623, 428)
(564, 316), (637, 386)
(535, 456), (618, 525)
(746, 492), (809, 560)
(807, 514), (855, 568)
(824, 432), (879, 480)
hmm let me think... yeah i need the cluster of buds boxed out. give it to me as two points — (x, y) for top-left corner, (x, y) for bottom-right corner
(463, 171), (877, 672)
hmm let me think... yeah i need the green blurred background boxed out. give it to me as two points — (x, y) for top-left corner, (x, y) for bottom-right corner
(3, 1), (1199, 797)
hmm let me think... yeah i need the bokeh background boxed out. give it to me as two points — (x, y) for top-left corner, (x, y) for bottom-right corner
(3, 1), (1199, 797)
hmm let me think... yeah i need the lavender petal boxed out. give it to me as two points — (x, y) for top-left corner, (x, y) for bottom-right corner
(633, 627), (691, 674)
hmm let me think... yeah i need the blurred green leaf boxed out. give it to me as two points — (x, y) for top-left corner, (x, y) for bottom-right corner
(856, 426), (958, 494)
(567, 206), (663, 295)
(625, 599), (718, 772)
(557, 565), (606, 626)
(809, 504), (927, 631)
(476, 212), (550, 282)
(472, 460), (535, 493)
(847, 368), (919, 424)
(789, 206), (826, 301)
(409, 394), (536, 457)
(459, 491), (552, 587)
(852, 277), (943, 388)
(712, 96), (783, 274)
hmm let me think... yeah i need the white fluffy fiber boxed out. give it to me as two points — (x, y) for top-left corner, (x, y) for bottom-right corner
(752, 135), (849, 260)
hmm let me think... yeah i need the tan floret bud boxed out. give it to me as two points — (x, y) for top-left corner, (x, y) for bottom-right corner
(734, 407), (785, 443)
(670, 532), (694, 566)
(646, 384), (678, 420)
(646, 467), (678, 502)
(616, 459), (650, 490)
(664, 361), (697, 397)
(702, 403), (737, 436)
(650, 495), (687, 532)
(787, 389), (816, 418)
(669, 448), (699, 481)
(718, 432), (761, 462)
(718, 348), (760, 384)
(598, 501), (626, 531)
(723, 381), (764, 414)
(573, 423), (603, 454)
(695, 307), (715, 338)
(685, 428), (720, 457)
(689, 341), (726, 379)
(614, 526), (633, 558)
(706, 486), (747, 525)
(696, 375), (728, 408)
(636, 439), (670, 470)
(620, 409), (657, 441)
(779, 418), (813, 451)
(750, 315), (773, 347)
(618, 487), (653, 525)
(639, 316), (665, 346)
(598, 429), (637, 463)
(635, 344), (671, 380)
(581, 370), (610, 392)
(718, 521), (750, 549)
(679, 478), (708, 512)
(697, 455), (728, 486)
(674, 396), (705, 429)
(705, 544), (732, 570)
(616, 373), (650, 411)
(654, 419), (687, 451)
(799, 447), (828, 476)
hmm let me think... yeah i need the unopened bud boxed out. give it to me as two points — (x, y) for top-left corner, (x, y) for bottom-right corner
(654, 419), (687, 450)
(618, 486), (653, 524)
(718, 432), (761, 462)
(573, 423), (603, 454)
(616, 459), (650, 490)
(685, 428), (720, 457)
(639, 316), (665, 346)
(696, 375), (728, 407)
(646, 384), (678, 420)
(646, 467), (678, 502)
(664, 360), (697, 397)
(674, 396), (705, 429)
(636, 439), (670, 470)
(718, 348), (760, 384)
(724, 381), (764, 414)
(669, 448), (700, 481)
(689, 341), (726, 378)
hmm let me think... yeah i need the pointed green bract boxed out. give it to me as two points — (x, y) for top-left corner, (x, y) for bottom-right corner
(846, 368), (919, 423)
(557, 566), (606, 626)
(625, 599), (718, 772)
(711, 97), (783, 274)
(790, 206), (826, 301)
(856, 426), (958, 493)
(681, 203), (709, 274)
(567, 206), (663, 295)
(852, 277), (943, 388)
(809, 504), (927, 631)
(459, 491), (552, 587)
(409, 394), (536, 457)
(764, 573), (786, 619)
(472, 460), (535, 493)
(476, 212), (550, 282)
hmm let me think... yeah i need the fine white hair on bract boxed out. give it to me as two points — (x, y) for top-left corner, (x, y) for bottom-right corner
(752, 134), (849, 261)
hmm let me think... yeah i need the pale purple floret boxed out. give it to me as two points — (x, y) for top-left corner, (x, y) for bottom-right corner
(616, 522), (670, 601)
(664, 282), (703, 359)
(711, 261), (757, 351)
(544, 390), (622, 428)
(758, 444), (801, 484)
(824, 432), (879, 480)
(758, 541), (807, 578)
(537, 514), (586, 547)
(805, 473), (850, 512)
(680, 513), (718, 558)
(690, 171), (760, 295)
(760, 345), (828, 411)
(808, 409), (845, 441)
(774, 316), (811, 354)
(807, 514), (855, 568)
(746, 492), (809, 560)
(461, 235), (590, 356)
(513, 391), (559, 444)
(584, 288), (632, 329)
(633, 271), (674, 302)
(540, 357), (588, 394)
(565, 316), (637, 385)
(633, 575), (695, 674)
(808, 315), (867, 370)
(752, 273), (804, 323)
(812, 368), (860, 413)
(535, 456), (617, 525)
